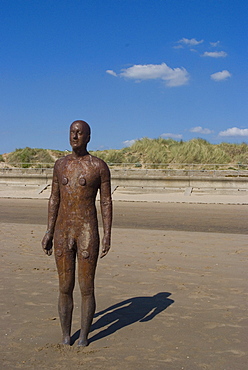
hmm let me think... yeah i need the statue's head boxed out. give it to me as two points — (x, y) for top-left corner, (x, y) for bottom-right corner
(70, 120), (91, 150)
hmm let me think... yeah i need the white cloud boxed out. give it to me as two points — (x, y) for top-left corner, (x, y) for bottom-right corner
(106, 70), (117, 77)
(190, 126), (213, 134)
(161, 133), (183, 139)
(211, 70), (231, 81)
(117, 63), (189, 87)
(202, 51), (227, 58)
(219, 127), (248, 137)
(178, 38), (204, 46)
(173, 44), (183, 49)
(123, 139), (136, 147)
(210, 41), (220, 47)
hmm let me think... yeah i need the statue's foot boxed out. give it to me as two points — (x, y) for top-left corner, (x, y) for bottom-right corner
(78, 338), (88, 347)
(62, 336), (71, 345)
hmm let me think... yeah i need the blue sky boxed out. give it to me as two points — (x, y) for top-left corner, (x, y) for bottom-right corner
(1, 0), (247, 153)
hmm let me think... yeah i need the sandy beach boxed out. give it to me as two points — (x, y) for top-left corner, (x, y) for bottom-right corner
(1, 196), (247, 369)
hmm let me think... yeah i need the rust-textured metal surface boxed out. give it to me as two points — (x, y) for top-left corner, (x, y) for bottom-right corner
(42, 120), (112, 346)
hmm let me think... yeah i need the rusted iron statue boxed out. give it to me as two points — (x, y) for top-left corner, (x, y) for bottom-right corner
(42, 120), (112, 346)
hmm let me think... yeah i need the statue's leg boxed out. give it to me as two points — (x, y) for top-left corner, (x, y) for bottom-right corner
(55, 246), (76, 345)
(77, 248), (98, 346)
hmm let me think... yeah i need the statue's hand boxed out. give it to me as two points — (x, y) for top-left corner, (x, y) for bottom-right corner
(100, 235), (111, 258)
(42, 232), (53, 256)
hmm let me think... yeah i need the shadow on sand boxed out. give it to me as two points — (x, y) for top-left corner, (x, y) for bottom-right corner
(71, 292), (174, 345)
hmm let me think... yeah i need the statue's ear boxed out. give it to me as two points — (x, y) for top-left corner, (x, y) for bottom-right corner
(86, 135), (91, 144)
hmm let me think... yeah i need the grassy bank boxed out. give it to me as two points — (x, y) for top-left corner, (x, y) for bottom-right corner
(1, 138), (248, 169)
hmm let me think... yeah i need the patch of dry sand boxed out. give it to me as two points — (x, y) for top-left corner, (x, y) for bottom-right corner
(1, 223), (247, 369)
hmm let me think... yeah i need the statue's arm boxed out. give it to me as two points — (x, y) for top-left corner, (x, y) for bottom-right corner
(41, 163), (60, 256)
(99, 162), (112, 258)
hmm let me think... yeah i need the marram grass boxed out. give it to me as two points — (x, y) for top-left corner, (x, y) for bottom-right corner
(1, 139), (248, 168)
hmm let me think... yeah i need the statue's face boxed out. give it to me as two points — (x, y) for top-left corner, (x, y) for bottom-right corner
(70, 122), (90, 150)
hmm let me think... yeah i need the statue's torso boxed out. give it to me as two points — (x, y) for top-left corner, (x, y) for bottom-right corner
(54, 154), (102, 232)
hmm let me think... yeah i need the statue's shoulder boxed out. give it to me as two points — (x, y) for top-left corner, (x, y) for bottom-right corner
(89, 154), (108, 169)
(54, 154), (71, 169)
(89, 155), (110, 181)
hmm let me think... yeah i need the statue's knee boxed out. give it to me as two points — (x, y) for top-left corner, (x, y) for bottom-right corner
(79, 285), (94, 297)
(59, 283), (74, 295)
(59, 271), (74, 294)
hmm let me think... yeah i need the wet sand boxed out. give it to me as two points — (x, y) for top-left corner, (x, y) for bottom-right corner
(1, 201), (248, 369)
(0, 198), (247, 234)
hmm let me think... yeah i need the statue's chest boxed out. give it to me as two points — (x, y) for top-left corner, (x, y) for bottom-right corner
(58, 161), (100, 190)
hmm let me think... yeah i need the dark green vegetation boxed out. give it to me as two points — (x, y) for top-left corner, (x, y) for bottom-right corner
(1, 138), (248, 168)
